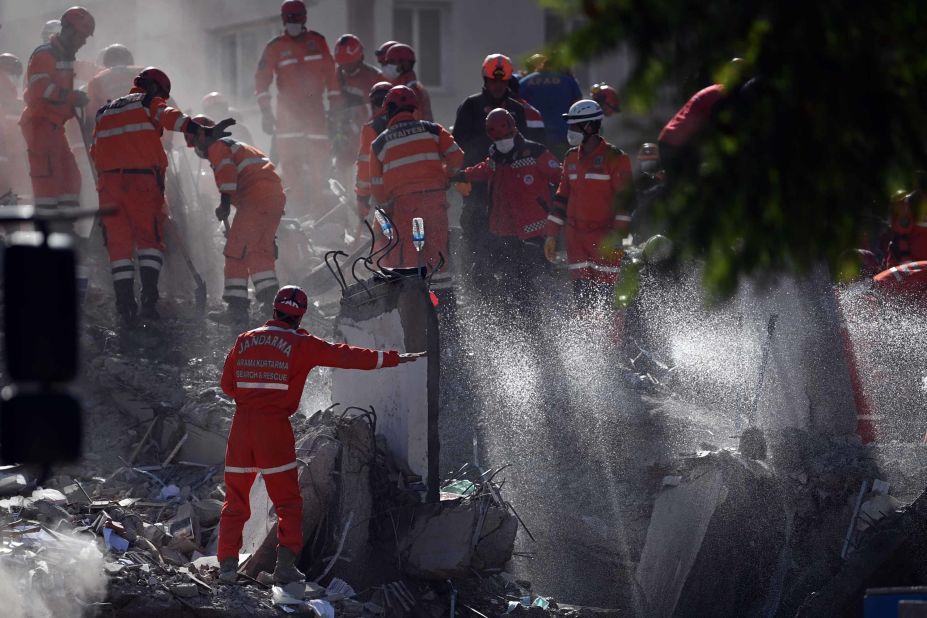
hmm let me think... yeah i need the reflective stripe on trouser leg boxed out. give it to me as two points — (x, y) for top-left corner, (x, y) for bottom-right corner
(58, 193), (80, 208)
(136, 249), (164, 272)
(223, 278), (249, 300)
(251, 270), (278, 294)
(35, 197), (58, 215)
(218, 467), (257, 561)
(110, 258), (135, 281)
(261, 463), (302, 553)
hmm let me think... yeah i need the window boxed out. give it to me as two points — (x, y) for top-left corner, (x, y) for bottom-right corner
(393, 4), (445, 87)
(215, 19), (278, 106)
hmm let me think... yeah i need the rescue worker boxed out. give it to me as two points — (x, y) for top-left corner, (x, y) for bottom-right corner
(354, 81), (392, 222)
(20, 6), (95, 217)
(91, 67), (233, 325)
(590, 83), (621, 117)
(374, 40), (398, 67)
(453, 54), (541, 286)
(332, 34), (381, 180)
(86, 44), (139, 118)
(202, 91), (254, 145)
(519, 54), (583, 158)
(255, 0), (341, 219)
(381, 44), (432, 121)
(452, 108), (560, 298)
(544, 99), (634, 302)
(187, 115), (285, 324)
(41, 20), (61, 44)
(508, 75), (546, 142)
(0, 53), (27, 197)
(369, 86), (463, 296)
(217, 284), (424, 584)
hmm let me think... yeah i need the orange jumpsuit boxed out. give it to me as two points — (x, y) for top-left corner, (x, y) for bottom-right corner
(20, 34), (85, 213)
(205, 138), (285, 304)
(91, 88), (193, 292)
(873, 261), (927, 299)
(369, 111), (463, 288)
(354, 114), (387, 218)
(255, 29), (340, 219)
(393, 70), (433, 121)
(218, 320), (400, 561)
(546, 138), (634, 284)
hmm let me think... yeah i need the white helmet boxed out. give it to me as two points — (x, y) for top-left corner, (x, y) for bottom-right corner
(563, 99), (603, 124)
(41, 19), (61, 43)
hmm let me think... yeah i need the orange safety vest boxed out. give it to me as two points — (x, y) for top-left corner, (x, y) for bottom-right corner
(90, 87), (191, 173)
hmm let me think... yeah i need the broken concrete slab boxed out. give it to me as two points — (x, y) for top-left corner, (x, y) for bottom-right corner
(635, 450), (787, 618)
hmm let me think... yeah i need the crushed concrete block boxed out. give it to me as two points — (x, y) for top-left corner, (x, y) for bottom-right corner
(63, 483), (91, 505)
(170, 582), (199, 598)
(0, 474), (28, 497)
(401, 498), (517, 580)
(31, 488), (67, 505)
(193, 498), (224, 526)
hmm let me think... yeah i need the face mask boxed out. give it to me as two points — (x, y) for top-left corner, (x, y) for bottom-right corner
(494, 138), (515, 154)
(567, 129), (585, 146)
(285, 23), (303, 37)
(382, 64), (400, 80)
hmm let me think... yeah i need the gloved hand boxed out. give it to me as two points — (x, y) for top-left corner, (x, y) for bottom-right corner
(66, 90), (89, 108)
(215, 201), (231, 223)
(453, 182), (472, 197)
(202, 118), (236, 140)
(261, 110), (275, 135)
(543, 237), (557, 263)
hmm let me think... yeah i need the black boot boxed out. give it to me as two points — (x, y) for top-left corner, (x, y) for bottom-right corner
(114, 279), (138, 327)
(209, 297), (250, 325)
(138, 267), (161, 320)
(254, 285), (277, 317)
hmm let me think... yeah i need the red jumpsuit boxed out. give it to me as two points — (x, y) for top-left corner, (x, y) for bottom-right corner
(255, 29), (340, 219)
(333, 62), (381, 180)
(459, 136), (560, 240)
(873, 261), (927, 298)
(20, 34), (85, 213)
(205, 138), (285, 304)
(393, 70), (433, 122)
(546, 138), (634, 284)
(218, 321), (400, 560)
(90, 88), (193, 286)
(369, 111), (463, 289)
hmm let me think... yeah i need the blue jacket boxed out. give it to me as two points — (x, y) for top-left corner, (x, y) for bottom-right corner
(518, 71), (582, 144)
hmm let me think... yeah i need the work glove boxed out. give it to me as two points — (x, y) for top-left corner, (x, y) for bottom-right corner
(215, 199), (231, 223)
(66, 90), (89, 108)
(261, 110), (276, 135)
(453, 182), (472, 197)
(200, 118), (236, 140)
(543, 237), (557, 263)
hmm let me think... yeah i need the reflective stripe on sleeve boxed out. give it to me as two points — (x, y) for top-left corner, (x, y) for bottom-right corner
(614, 214), (632, 222)
(43, 84), (56, 98)
(375, 351), (383, 369)
(303, 54), (322, 61)
(277, 58), (299, 67)
(28, 73), (50, 84)
(356, 154), (370, 162)
(236, 382), (288, 390)
(443, 143), (461, 155)
(584, 173), (611, 180)
(276, 132), (305, 139)
(547, 214), (565, 225)
(237, 157), (271, 171)
(215, 158), (235, 171)
(356, 180), (370, 188)
(55, 61), (74, 70)
(172, 114), (188, 131)
(526, 120), (545, 128)
(890, 267), (902, 281)
(568, 174), (578, 180)
(219, 183), (238, 192)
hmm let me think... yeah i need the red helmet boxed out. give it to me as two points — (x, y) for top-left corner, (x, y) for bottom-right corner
(384, 43), (415, 65)
(134, 67), (171, 97)
(280, 0), (307, 24)
(383, 85), (418, 114)
(334, 34), (364, 66)
(61, 6), (95, 37)
(101, 43), (133, 68)
(0, 54), (22, 77)
(201, 91), (229, 115)
(273, 285), (308, 317)
(482, 54), (513, 81)
(185, 114), (214, 148)
(369, 81), (393, 113)
(590, 83), (621, 116)
(485, 108), (516, 140)
(375, 40), (398, 64)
